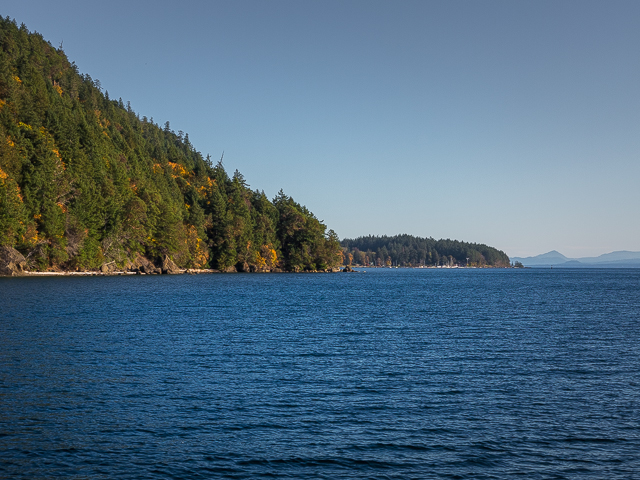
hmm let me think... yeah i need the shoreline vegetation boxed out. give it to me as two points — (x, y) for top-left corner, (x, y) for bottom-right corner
(1, 249), (512, 277)
(5, 265), (511, 277)
(0, 18), (511, 277)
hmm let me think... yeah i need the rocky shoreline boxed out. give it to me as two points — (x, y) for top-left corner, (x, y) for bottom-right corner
(0, 246), (346, 277)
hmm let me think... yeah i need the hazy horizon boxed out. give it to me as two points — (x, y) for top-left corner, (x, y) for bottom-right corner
(512, 249), (640, 259)
(3, 0), (639, 258)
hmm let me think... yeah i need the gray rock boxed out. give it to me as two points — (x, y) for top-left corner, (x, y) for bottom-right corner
(0, 246), (27, 276)
(162, 255), (180, 274)
(129, 254), (158, 274)
(99, 261), (117, 274)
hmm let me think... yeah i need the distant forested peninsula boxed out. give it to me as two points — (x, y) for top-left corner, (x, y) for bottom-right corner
(0, 17), (342, 274)
(341, 235), (510, 267)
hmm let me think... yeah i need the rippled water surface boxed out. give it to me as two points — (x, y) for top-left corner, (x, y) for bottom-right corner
(1, 269), (640, 479)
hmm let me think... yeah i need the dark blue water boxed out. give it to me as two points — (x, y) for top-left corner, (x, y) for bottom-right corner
(1, 269), (639, 479)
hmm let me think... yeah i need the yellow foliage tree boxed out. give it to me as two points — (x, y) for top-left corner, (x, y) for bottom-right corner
(260, 244), (278, 269)
(0, 167), (28, 246)
(185, 225), (209, 268)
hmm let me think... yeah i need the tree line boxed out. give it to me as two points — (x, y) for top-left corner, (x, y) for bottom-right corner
(0, 17), (342, 272)
(341, 234), (510, 267)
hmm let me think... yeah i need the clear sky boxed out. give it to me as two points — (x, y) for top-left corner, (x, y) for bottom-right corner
(4, 1), (639, 258)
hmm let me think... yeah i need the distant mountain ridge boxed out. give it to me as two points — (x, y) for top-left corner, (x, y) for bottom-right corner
(512, 250), (640, 268)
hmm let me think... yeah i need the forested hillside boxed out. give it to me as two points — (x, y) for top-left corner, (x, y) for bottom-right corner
(0, 17), (342, 272)
(341, 234), (510, 267)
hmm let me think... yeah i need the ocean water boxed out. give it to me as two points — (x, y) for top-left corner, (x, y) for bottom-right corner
(1, 269), (639, 479)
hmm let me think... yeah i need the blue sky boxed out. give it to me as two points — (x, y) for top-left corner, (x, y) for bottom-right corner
(4, 1), (639, 257)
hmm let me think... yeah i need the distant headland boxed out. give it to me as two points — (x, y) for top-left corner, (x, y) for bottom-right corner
(340, 234), (510, 268)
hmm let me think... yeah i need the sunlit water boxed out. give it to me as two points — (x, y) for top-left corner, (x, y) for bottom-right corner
(1, 269), (639, 479)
